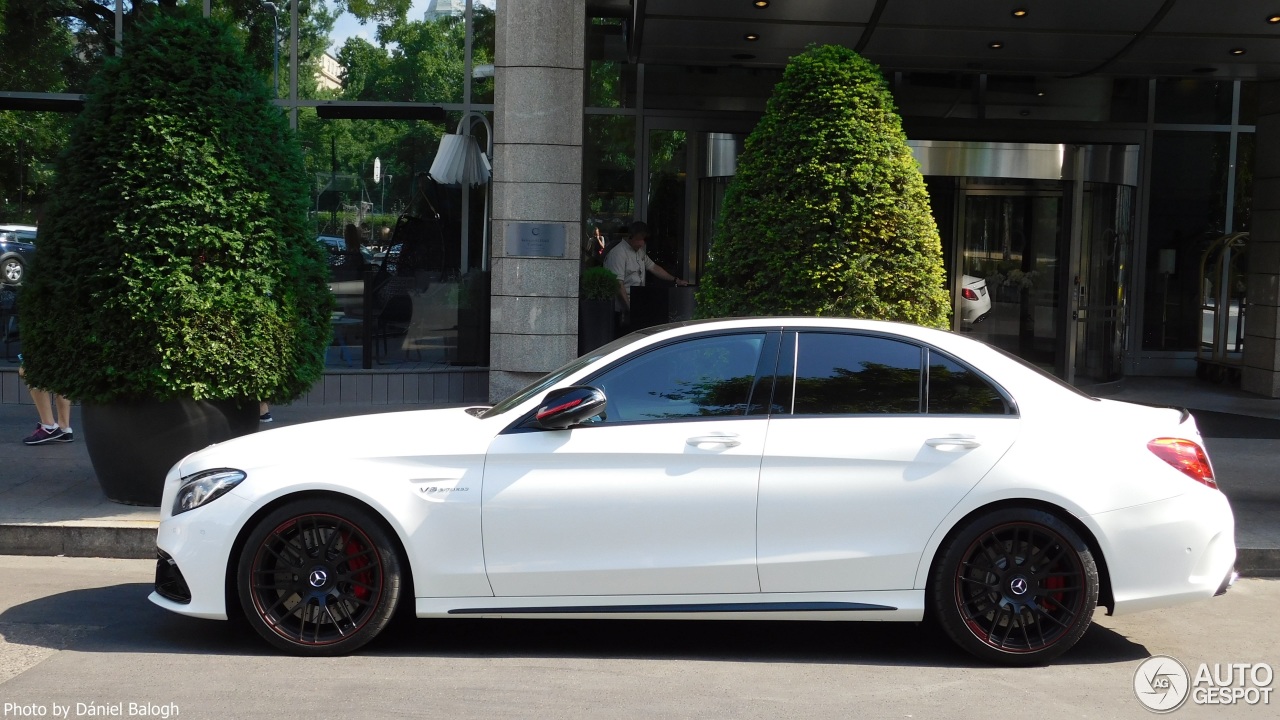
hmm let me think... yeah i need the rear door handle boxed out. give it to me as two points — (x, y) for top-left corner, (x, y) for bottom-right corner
(925, 436), (981, 451)
(686, 434), (741, 448)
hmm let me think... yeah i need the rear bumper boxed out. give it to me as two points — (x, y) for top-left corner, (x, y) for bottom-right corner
(1092, 488), (1236, 615)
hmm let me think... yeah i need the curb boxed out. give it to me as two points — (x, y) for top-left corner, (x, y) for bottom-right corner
(0, 524), (156, 560)
(2, 523), (1278, 577)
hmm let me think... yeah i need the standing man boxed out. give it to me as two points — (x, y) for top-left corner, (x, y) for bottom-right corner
(604, 220), (688, 333)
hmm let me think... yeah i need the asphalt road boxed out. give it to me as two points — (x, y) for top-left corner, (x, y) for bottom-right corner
(0, 556), (1276, 719)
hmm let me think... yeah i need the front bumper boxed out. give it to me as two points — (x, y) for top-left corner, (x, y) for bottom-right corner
(148, 492), (252, 620)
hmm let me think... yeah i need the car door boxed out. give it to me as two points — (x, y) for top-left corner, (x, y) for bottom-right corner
(482, 331), (778, 597)
(757, 330), (1020, 592)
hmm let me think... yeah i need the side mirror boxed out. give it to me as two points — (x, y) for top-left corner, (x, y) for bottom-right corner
(533, 386), (607, 430)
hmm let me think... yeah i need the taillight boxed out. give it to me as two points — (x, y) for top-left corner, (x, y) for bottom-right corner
(1147, 438), (1217, 489)
(962, 288), (979, 301)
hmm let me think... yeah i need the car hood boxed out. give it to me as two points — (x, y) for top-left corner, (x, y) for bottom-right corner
(176, 406), (493, 477)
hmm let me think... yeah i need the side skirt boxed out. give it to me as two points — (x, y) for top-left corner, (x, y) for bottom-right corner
(416, 591), (925, 622)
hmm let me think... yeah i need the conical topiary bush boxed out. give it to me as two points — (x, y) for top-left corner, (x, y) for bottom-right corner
(19, 8), (332, 505)
(697, 45), (950, 327)
(22, 8), (331, 404)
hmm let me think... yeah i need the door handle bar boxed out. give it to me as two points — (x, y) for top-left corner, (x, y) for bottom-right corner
(686, 435), (741, 448)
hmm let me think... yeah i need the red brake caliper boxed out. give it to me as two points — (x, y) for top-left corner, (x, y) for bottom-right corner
(1041, 574), (1065, 611)
(342, 533), (372, 601)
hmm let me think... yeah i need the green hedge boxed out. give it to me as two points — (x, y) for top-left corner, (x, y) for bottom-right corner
(21, 9), (332, 404)
(697, 45), (949, 327)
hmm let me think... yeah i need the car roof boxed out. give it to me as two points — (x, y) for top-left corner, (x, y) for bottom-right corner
(0, 224), (38, 233)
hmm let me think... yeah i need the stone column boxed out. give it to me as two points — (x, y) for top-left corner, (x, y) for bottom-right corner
(488, 0), (584, 402)
(1243, 81), (1280, 397)
(486, 0), (586, 399)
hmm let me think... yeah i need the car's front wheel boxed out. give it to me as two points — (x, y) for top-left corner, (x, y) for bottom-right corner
(237, 497), (403, 655)
(2, 257), (22, 284)
(931, 508), (1099, 665)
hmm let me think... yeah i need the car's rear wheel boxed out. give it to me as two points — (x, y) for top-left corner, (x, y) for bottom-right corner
(931, 508), (1098, 665)
(237, 497), (402, 656)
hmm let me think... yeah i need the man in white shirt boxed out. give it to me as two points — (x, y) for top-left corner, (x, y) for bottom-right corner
(604, 221), (688, 318)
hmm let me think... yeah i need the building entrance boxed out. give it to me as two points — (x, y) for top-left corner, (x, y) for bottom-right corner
(921, 142), (1137, 385)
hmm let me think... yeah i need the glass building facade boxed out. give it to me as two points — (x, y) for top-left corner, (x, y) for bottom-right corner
(2, 1), (1272, 402)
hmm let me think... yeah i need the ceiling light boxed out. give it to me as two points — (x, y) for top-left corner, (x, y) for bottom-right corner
(1230, 47), (1246, 55)
(1036, 91), (1045, 97)
(1269, 15), (1280, 24)
(744, 33), (760, 41)
(754, 1), (770, 8)
(1012, 8), (1028, 18)
(988, 41), (1004, 49)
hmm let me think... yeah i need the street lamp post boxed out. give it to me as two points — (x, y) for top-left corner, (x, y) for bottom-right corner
(261, 1), (281, 98)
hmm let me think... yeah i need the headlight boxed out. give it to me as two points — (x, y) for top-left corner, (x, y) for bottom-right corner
(173, 469), (246, 516)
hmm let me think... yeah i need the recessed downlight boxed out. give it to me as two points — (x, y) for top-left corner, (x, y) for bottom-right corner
(1268, 14), (1280, 24)
(754, 1), (770, 8)
(744, 33), (760, 41)
(1230, 47), (1247, 55)
(988, 41), (1004, 49)
(1012, 8), (1028, 18)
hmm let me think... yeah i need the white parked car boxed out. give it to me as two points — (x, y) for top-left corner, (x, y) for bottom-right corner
(961, 274), (991, 324)
(150, 318), (1235, 664)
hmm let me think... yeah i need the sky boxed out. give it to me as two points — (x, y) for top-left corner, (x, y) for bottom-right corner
(327, 0), (497, 54)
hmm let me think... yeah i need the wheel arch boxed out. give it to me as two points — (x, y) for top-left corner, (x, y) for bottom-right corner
(922, 498), (1115, 615)
(222, 489), (416, 621)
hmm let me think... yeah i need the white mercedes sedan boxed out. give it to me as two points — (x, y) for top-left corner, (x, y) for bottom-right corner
(150, 318), (1236, 665)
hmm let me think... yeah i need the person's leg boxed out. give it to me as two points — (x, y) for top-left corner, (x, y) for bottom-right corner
(29, 387), (57, 428)
(18, 367), (63, 445)
(52, 394), (74, 442)
(55, 395), (72, 430)
(18, 366), (56, 427)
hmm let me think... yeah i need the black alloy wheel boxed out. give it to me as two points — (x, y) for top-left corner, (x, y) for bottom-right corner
(931, 508), (1099, 665)
(237, 498), (402, 655)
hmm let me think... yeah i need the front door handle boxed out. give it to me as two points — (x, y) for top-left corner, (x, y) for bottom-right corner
(925, 436), (981, 451)
(686, 434), (741, 448)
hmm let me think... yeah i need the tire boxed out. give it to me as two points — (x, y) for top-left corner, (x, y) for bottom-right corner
(930, 508), (1099, 666)
(237, 497), (403, 656)
(2, 258), (22, 284)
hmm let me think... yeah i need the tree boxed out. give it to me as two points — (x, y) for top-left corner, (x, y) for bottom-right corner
(21, 8), (332, 404)
(696, 45), (950, 328)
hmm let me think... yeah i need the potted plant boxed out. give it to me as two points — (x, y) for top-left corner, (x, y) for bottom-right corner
(20, 9), (332, 505)
(697, 45), (949, 327)
(579, 266), (617, 354)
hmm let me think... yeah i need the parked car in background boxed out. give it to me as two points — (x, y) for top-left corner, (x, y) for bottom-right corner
(150, 317), (1235, 665)
(0, 225), (38, 284)
(317, 235), (374, 317)
(961, 274), (991, 324)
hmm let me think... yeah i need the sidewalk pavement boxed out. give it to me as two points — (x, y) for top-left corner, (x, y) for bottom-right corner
(1, 378), (1278, 575)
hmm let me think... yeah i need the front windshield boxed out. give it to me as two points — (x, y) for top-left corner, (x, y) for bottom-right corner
(480, 331), (651, 418)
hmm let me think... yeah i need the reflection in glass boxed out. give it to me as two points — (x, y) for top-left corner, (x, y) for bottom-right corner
(1143, 132), (1230, 351)
(1073, 183), (1134, 384)
(0, 112), (73, 223)
(584, 115), (636, 253)
(1154, 79), (1233, 125)
(793, 334), (923, 415)
(646, 130), (688, 277)
(927, 353), (1007, 415)
(960, 190), (1063, 369)
(591, 334), (765, 422)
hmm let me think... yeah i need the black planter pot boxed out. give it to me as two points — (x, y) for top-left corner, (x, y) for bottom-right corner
(82, 398), (260, 506)
(579, 298), (614, 355)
